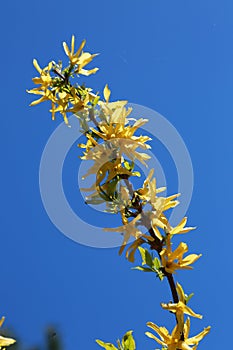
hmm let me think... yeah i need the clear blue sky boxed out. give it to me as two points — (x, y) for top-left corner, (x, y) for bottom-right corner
(1, 0), (232, 349)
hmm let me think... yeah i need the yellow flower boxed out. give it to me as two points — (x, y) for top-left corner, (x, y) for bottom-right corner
(63, 35), (99, 75)
(27, 59), (55, 107)
(166, 217), (196, 236)
(161, 300), (202, 334)
(161, 301), (202, 319)
(27, 59), (55, 106)
(31, 59), (53, 88)
(27, 88), (56, 107)
(88, 96), (152, 165)
(160, 240), (202, 274)
(48, 91), (71, 125)
(0, 317), (16, 348)
(136, 169), (166, 200)
(79, 86), (151, 165)
(98, 91), (129, 124)
(136, 170), (180, 240)
(146, 318), (210, 350)
(104, 214), (143, 255)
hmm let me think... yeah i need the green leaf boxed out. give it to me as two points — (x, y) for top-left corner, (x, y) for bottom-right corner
(138, 247), (153, 267)
(121, 331), (136, 350)
(153, 257), (161, 270)
(185, 292), (194, 304)
(96, 340), (118, 350)
(156, 270), (164, 281)
(132, 266), (153, 272)
(93, 95), (100, 106)
(138, 247), (147, 265)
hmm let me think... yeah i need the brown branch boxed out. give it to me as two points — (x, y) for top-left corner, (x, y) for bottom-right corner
(166, 273), (179, 303)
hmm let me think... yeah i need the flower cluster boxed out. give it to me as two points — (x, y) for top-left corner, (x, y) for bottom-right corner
(27, 36), (99, 125)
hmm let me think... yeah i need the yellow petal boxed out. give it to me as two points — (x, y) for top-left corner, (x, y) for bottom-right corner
(63, 41), (70, 57)
(161, 301), (202, 319)
(78, 68), (99, 76)
(75, 39), (86, 59)
(103, 84), (111, 103)
(30, 96), (46, 106)
(77, 52), (99, 68)
(145, 332), (165, 346)
(187, 326), (211, 345)
(180, 254), (202, 266)
(0, 335), (16, 347)
(71, 35), (75, 55)
(146, 322), (169, 338)
(151, 224), (162, 240)
(183, 317), (191, 339)
(125, 237), (145, 262)
(170, 217), (187, 234)
(33, 59), (42, 73)
(181, 304), (202, 319)
(169, 242), (188, 261)
(176, 282), (186, 303)
(178, 341), (192, 350)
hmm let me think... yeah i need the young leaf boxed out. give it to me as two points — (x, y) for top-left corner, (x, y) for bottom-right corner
(185, 293), (194, 304)
(138, 247), (147, 265)
(153, 257), (161, 270)
(144, 249), (153, 267)
(138, 247), (153, 267)
(96, 340), (118, 350)
(121, 331), (136, 350)
(132, 266), (153, 272)
(156, 270), (164, 281)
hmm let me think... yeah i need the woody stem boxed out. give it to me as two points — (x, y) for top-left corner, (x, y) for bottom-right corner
(147, 227), (179, 304)
(166, 273), (179, 303)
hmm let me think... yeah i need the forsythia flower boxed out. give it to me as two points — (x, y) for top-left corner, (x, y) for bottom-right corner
(161, 300), (202, 334)
(104, 214), (143, 255)
(136, 170), (180, 240)
(80, 86), (152, 165)
(63, 35), (99, 75)
(0, 317), (16, 348)
(160, 240), (201, 274)
(27, 59), (55, 105)
(166, 217), (196, 236)
(136, 169), (166, 200)
(30, 59), (53, 92)
(161, 301), (202, 319)
(90, 122), (151, 165)
(146, 318), (210, 350)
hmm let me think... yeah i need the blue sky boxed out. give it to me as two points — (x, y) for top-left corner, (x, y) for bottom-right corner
(1, 0), (233, 349)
